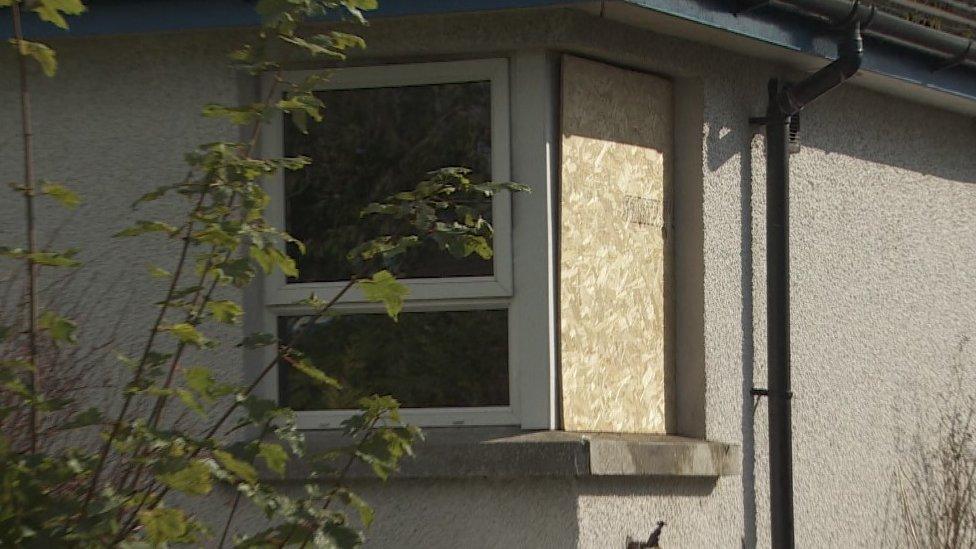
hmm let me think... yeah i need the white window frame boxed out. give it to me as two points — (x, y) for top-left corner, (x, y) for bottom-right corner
(258, 59), (519, 429)
(263, 59), (512, 307)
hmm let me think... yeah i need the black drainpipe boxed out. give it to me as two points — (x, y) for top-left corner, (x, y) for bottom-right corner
(752, 21), (863, 549)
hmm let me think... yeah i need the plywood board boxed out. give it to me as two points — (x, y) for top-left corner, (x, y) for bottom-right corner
(559, 55), (672, 433)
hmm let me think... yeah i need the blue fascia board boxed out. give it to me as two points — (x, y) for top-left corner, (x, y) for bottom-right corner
(2, 0), (975, 102)
(0, 0), (579, 39)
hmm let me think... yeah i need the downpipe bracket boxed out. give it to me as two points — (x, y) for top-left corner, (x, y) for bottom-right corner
(933, 40), (974, 72)
(751, 388), (794, 399)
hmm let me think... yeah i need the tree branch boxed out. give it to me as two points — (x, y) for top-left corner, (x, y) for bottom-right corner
(11, 0), (40, 455)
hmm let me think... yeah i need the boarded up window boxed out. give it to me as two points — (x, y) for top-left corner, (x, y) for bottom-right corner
(559, 55), (672, 433)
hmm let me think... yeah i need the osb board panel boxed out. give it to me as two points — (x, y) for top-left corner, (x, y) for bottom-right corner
(559, 55), (672, 434)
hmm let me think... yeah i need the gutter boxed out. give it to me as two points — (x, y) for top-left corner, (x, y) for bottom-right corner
(774, 0), (976, 70)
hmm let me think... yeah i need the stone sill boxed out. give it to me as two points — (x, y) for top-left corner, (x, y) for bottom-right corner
(288, 428), (740, 480)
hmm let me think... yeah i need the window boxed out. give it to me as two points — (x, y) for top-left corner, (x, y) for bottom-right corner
(261, 59), (517, 428)
(277, 310), (509, 410)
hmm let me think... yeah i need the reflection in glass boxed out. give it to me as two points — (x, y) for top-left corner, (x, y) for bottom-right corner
(283, 82), (494, 283)
(278, 309), (509, 410)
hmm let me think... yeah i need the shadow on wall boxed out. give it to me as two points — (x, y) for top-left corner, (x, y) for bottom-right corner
(875, 337), (976, 548)
(741, 128), (759, 549)
(577, 475), (719, 498)
(703, 109), (762, 549)
(576, 476), (720, 547)
(336, 476), (719, 548)
(784, 85), (976, 185)
(705, 81), (976, 184)
(703, 74), (976, 549)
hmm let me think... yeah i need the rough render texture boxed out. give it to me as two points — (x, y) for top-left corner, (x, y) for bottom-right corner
(0, 33), (246, 398)
(559, 55), (671, 433)
(1, 7), (975, 548)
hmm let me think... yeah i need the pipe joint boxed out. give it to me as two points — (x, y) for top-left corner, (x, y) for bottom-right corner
(776, 21), (863, 115)
(831, 0), (875, 31)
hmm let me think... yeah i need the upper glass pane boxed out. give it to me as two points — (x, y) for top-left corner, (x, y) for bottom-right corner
(278, 309), (509, 410)
(283, 81), (494, 283)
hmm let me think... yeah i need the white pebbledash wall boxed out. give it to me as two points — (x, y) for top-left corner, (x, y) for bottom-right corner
(2, 7), (976, 548)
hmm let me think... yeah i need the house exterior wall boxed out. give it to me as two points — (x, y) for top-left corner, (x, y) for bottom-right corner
(1, 7), (975, 548)
(0, 33), (247, 397)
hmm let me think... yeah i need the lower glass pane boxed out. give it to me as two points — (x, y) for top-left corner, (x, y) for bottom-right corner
(278, 309), (509, 410)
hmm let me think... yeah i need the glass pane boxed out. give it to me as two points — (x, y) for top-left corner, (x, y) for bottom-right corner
(283, 81), (494, 283)
(278, 309), (509, 410)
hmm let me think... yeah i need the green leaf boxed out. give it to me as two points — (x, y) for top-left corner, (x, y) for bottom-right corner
(279, 34), (345, 60)
(29, 253), (77, 267)
(320, 520), (365, 548)
(38, 310), (77, 344)
(275, 156), (312, 172)
(257, 442), (288, 476)
(249, 244), (297, 277)
(160, 323), (210, 348)
(0, 246), (82, 267)
(148, 265), (171, 278)
(31, 0), (86, 30)
(133, 184), (174, 206)
(34, 394), (71, 412)
(348, 235), (419, 262)
(248, 245), (273, 274)
(175, 388), (205, 416)
(450, 235), (493, 260)
(289, 108), (309, 134)
(59, 407), (103, 430)
(40, 182), (81, 208)
(155, 460), (212, 495)
(356, 270), (409, 320)
(0, 246), (22, 259)
(276, 93), (324, 119)
(296, 292), (327, 309)
(185, 366), (213, 396)
(337, 488), (375, 528)
(211, 257), (255, 288)
(117, 542), (154, 549)
(328, 31), (366, 51)
(340, 0), (378, 23)
(138, 507), (193, 545)
(10, 39), (57, 77)
(239, 332), (276, 349)
(0, 359), (29, 373)
(236, 394), (280, 425)
(115, 220), (179, 238)
(205, 300), (243, 325)
(165, 285), (203, 301)
(279, 231), (306, 255)
(275, 90), (327, 134)
(185, 366), (233, 403)
(191, 224), (238, 246)
(214, 449), (258, 484)
(201, 102), (266, 125)
(345, 0), (378, 9)
(2, 377), (32, 399)
(289, 357), (340, 389)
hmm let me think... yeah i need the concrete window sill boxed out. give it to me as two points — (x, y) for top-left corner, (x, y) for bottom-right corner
(286, 428), (740, 480)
